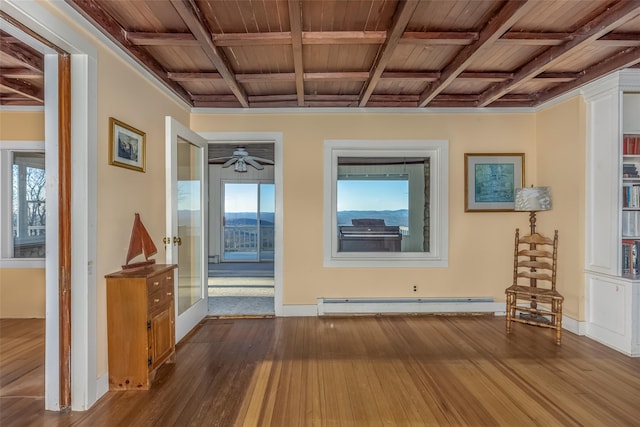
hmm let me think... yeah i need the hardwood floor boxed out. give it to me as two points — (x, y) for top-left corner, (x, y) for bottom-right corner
(2, 315), (640, 426)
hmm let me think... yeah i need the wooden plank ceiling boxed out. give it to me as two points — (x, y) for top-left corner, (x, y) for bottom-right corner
(3, 0), (640, 108)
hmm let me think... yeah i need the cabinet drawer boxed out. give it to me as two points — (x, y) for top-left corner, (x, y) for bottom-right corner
(147, 271), (173, 293)
(148, 288), (173, 313)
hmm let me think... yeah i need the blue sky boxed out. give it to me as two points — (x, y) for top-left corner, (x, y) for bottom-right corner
(337, 180), (408, 211)
(224, 183), (275, 213)
(183, 181), (407, 213)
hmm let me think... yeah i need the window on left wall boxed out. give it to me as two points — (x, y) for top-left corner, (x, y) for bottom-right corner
(1, 142), (46, 264)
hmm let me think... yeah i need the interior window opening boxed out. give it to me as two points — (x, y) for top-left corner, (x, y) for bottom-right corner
(324, 140), (448, 268)
(11, 151), (46, 258)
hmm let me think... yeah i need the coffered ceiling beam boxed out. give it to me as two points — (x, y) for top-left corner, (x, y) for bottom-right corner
(287, 0), (305, 106)
(418, 0), (536, 107)
(358, 0), (420, 107)
(478, 0), (640, 107)
(65, 0), (191, 103)
(536, 46), (640, 105)
(169, 0), (249, 107)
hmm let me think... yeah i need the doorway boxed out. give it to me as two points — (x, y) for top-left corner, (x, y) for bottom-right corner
(207, 143), (275, 317)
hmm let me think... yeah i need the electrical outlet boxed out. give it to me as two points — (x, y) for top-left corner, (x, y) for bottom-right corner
(412, 284), (418, 292)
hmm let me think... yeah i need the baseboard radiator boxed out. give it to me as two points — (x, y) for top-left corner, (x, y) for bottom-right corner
(317, 297), (502, 316)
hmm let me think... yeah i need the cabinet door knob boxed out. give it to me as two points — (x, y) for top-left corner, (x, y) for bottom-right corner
(167, 292), (172, 296)
(173, 236), (182, 246)
(154, 298), (160, 303)
(153, 281), (159, 286)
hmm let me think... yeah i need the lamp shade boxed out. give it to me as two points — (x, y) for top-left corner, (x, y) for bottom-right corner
(514, 186), (552, 212)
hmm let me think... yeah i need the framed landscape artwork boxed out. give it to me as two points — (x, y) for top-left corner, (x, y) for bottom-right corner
(109, 117), (146, 172)
(464, 153), (525, 212)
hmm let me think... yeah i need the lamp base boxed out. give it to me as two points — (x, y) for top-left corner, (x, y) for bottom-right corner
(519, 312), (551, 324)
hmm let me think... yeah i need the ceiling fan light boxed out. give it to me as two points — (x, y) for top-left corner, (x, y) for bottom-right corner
(234, 158), (247, 172)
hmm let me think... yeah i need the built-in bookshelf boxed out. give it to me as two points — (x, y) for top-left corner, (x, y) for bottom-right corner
(622, 136), (640, 275)
(622, 134), (640, 275)
(583, 71), (640, 356)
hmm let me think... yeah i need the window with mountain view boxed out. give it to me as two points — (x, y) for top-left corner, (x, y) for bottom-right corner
(324, 140), (448, 267)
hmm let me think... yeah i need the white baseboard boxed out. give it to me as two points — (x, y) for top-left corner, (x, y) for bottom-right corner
(317, 297), (502, 316)
(280, 300), (585, 337)
(95, 372), (109, 402)
(280, 304), (317, 317)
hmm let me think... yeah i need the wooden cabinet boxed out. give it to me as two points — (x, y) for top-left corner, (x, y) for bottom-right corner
(105, 264), (177, 390)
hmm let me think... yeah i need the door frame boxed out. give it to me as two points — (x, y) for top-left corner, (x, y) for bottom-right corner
(201, 132), (283, 315)
(1, 0), (99, 410)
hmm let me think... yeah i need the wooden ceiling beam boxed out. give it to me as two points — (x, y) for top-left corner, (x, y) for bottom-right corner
(0, 37), (43, 72)
(304, 72), (370, 81)
(288, 0), (305, 106)
(381, 72), (441, 80)
(478, 0), (640, 107)
(597, 32), (640, 46)
(65, 0), (192, 103)
(536, 46), (640, 105)
(168, 70), (571, 84)
(126, 29), (640, 49)
(168, 72), (222, 81)
(498, 32), (570, 45)
(359, 0), (420, 107)
(303, 31), (386, 45)
(418, 0), (537, 107)
(0, 76), (43, 102)
(401, 32), (478, 45)
(125, 32), (198, 46)
(170, 0), (249, 107)
(0, 68), (42, 78)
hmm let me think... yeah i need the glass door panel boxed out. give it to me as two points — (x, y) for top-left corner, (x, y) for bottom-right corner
(177, 139), (203, 314)
(166, 117), (208, 342)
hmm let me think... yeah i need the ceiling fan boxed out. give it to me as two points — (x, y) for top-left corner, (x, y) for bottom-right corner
(208, 147), (274, 172)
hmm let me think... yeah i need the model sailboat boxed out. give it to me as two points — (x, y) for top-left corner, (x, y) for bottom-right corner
(122, 213), (158, 270)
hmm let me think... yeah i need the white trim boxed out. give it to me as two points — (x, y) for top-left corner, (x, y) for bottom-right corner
(199, 132), (285, 316)
(317, 297), (500, 315)
(281, 304), (318, 317)
(1, 0), (96, 56)
(70, 53), (99, 411)
(95, 372), (109, 398)
(323, 139), (449, 268)
(43, 53), (60, 412)
(0, 106), (45, 112)
(2, 0), (101, 410)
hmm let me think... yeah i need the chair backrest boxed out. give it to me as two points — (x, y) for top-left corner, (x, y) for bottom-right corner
(513, 228), (558, 291)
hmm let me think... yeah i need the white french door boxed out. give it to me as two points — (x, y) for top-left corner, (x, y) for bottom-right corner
(165, 117), (208, 342)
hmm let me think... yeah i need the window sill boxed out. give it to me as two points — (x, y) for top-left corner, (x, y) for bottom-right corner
(0, 258), (45, 269)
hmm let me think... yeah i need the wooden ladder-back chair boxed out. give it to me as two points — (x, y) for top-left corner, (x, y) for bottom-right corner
(505, 228), (564, 344)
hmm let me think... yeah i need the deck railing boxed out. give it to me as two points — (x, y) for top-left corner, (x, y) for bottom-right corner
(223, 225), (274, 254)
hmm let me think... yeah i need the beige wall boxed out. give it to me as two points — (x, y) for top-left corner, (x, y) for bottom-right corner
(0, 269), (45, 318)
(535, 97), (587, 320)
(189, 111), (587, 309)
(94, 45), (190, 374)
(0, 111), (44, 140)
(0, 110), (45, 318)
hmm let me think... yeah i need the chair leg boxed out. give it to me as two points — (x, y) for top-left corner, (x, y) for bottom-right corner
(506, 293), (513, 334)
(554, 299), (563, 345)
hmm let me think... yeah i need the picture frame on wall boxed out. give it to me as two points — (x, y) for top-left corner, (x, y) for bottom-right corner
(464, 153), (525, 212)
(109, 117), (146, 172)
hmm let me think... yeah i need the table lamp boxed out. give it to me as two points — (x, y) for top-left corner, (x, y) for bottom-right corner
(514, 186), (552, 234)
